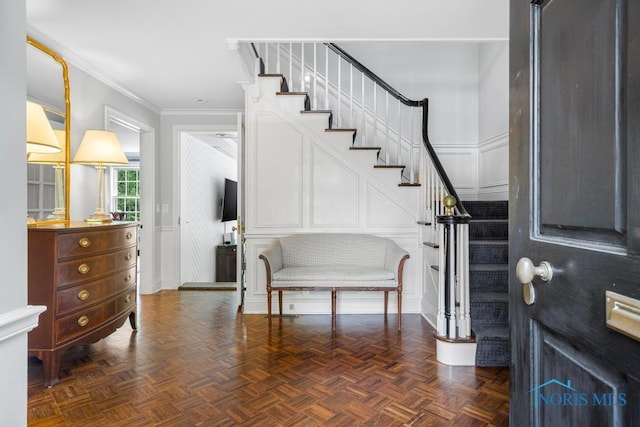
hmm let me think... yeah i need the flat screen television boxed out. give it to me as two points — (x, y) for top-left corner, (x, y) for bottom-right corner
(221, 178), (237, 222)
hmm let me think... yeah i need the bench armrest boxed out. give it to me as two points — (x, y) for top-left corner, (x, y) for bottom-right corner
(259, 239), (283, 281)
(384, 243), (410, 282)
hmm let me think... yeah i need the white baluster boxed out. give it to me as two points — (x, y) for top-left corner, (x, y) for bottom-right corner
(313, 44), (317, 110)
(276, 43), (281, 74)
(300, 43), (305, 92)
(325, 45), (329, 110)
(289, 43), (293, 90)
(397, 99), (401, 169)
(458, 223), (471, 338)
(337, 58), (341, 128)
(385, 91), (389, 165)
(361, 73), (366, 147)
(437, 224), (447, 336)
(373, 82), (377, 151)
(448, 223), (457, 339)
(265, 42), (269, 73)
(349, 65), (353, 128)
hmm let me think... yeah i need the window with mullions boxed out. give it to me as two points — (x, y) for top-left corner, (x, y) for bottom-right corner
(111, 166), (140, 221)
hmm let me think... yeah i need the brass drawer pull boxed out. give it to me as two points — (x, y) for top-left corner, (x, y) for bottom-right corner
(78, 237), (91, 248)
(125, 231), (133, 240)
(125, 294), (132, 304)
(78, 263), (90, 274)
(77, 290), (90, 301)
(124, 274), (132, 282)
(125, 252), (132, 261)
(77, 315), (89, 327)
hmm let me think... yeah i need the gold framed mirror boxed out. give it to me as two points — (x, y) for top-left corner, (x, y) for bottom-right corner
(26, 37), (70, 225)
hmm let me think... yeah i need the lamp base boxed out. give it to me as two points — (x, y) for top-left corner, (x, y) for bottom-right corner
(85, 212), (113, 224)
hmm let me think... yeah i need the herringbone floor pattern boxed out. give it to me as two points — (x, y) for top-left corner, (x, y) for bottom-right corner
(28, 291), (509, 426)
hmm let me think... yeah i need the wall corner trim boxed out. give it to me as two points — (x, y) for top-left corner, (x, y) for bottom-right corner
(0, 305), (47, 343)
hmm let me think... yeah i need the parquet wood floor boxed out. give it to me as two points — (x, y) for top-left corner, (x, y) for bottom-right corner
(28, 291), (509, 426)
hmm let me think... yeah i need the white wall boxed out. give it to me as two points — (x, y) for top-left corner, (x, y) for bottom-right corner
(339, 42), (479, 144)
(65, 65), (160, 221)
(180, 134), (237, 283)
(0, 0), (29, 424)
(478, 41), (509, 200)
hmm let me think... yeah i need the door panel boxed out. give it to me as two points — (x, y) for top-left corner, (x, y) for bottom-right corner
(511, 0), (640, 425)
(538, 0), (622, 240)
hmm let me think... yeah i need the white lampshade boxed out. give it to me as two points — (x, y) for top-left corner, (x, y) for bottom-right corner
(73, 130), (128, 165)
(27, 129), (66, 164)
(27, 101), (62, 154)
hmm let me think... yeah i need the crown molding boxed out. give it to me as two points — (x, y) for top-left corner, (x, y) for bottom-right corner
(26, 25), (162, 114)
(161, 109), (243, 116)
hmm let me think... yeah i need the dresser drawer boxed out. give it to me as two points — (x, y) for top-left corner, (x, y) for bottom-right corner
(56, 226), (137, 259)
(55, 289), (136, 345)
(56, 266), (137, 316)
(56, 247), (136, 287)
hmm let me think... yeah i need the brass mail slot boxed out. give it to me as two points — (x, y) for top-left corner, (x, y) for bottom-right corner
(606, 290), (640, 342)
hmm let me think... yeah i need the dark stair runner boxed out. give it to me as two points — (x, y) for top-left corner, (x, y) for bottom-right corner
(465, 200), (510, 367)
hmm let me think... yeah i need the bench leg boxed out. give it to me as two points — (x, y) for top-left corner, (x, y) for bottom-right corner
(397, 290), (402, 331)
(384, 291), (389, 316)
(331, 289), (337, 332)
(267, 288), (272, 325)
(278, 291), (283, 316)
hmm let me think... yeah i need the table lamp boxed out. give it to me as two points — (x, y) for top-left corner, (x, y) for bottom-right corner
(26, 101), (62, 154)
(27, 129), (66, 220)
(72, 130), (128, 223)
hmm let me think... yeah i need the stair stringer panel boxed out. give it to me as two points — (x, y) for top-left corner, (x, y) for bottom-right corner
(243, 81), (423, 317)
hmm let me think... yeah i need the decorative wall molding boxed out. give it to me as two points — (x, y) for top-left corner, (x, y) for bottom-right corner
(0, 305), (46, 343)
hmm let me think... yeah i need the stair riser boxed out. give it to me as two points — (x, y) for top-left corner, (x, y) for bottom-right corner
(258, 76), (284, 95)
(470, 270), (508, 293)
(469, 222), (509, 240)
(471, 301), (508, 325)
(476, 338), (510, 367)
(463, 201), (508, 219)
(469, 244), (508, 264)
(298, 114), (332, 131)
(272, 94), (310, 115)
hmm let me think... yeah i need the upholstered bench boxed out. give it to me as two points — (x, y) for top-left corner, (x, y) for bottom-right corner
(259, 233), (409, 331)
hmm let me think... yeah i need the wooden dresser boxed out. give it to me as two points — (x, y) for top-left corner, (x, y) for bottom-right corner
(28, 222), (138, 387)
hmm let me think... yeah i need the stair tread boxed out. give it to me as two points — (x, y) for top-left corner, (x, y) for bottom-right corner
(417, 221), (432, 226)
(326, 128), (357, 132)
(430, 265), (439, 271)
(469, 264), (509, 271)
(470, 240), (508, 245)
(471, 291), (509, 302)
(259, 73), (285, 78)
(469, 218), (508, 223)
(276, 91), (308, 96)
(423, 242), (440, 248)
(473, 324), (510, 339)
(301, 110), (332, 114)
(374, 165), (405, 169)
(350, 147), (381, 150)
(398, 183), (422, 187)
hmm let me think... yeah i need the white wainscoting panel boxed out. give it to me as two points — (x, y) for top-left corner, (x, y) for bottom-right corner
(366, 184), (415, 228)
(478, 132), (509, 200)
(310, 146), (359, 227)
(254, 113), (303, 228)
(433, 145), (478, 197)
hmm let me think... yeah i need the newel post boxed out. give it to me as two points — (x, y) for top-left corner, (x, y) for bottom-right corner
(436, 195), (471, 340)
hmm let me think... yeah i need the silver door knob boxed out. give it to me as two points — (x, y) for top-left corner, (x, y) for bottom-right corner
(516, 257), (553, 305)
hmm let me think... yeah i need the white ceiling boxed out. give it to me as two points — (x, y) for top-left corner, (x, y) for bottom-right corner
(26, 0), (508, 112)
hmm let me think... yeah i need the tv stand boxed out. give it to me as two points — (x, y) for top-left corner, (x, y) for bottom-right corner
(216, 244), (237, 282)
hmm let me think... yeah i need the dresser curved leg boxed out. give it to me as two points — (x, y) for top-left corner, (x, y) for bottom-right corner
(129, 311), (137, 330)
